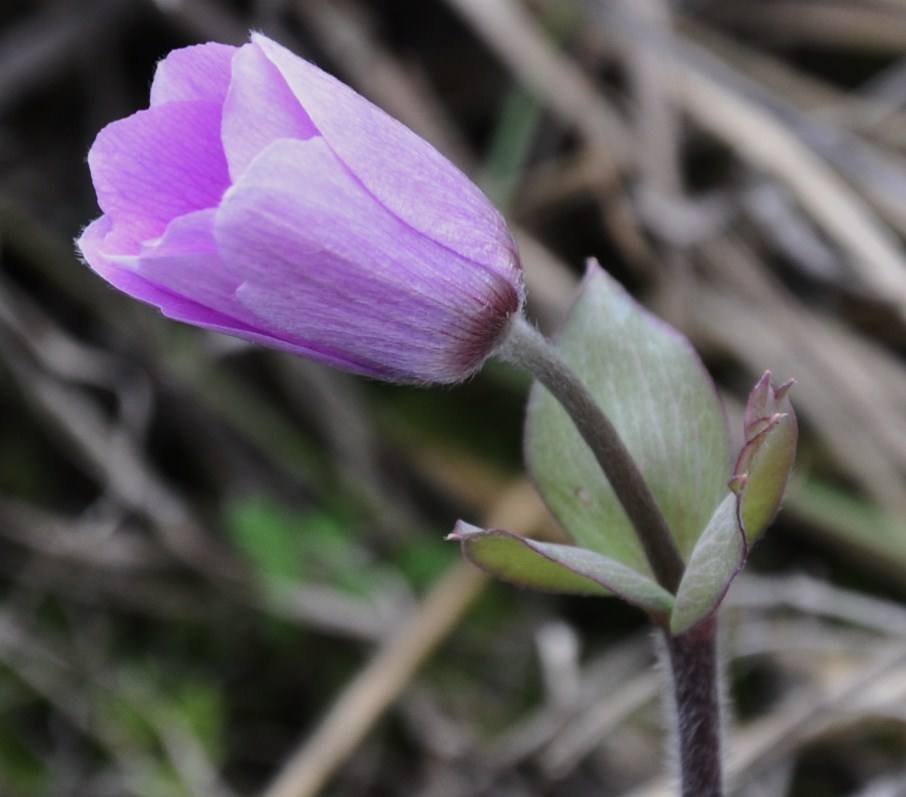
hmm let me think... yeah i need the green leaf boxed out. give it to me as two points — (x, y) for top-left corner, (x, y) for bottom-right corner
(226, 498), (304, 584)
(670, 494), (744, 634)
(671, 374), (797, 633)
(732, 374), (798, 544)
(449, 521), (675, 620)
(526, 263), (731, 571)
(791, 475), (906, 570)
(0, 725), (48, 795)
(225, 498), (393, 598)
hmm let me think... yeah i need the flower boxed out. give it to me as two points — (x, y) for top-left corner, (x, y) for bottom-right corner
(77, 33), (523, 384)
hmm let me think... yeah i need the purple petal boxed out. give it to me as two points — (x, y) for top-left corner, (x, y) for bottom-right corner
(110, 209), (241, 315)
(215, 138), (520, 382)
(88, 101), (231, 246)
(103, 209), (305, 338)
(150, 42), (236, 107)
(78, 214), (240, 328)
(79, 216), (177, 306)
(251, 34), (520, 282)
(81, 211), (330, 345)
(222, 42), (319, 181)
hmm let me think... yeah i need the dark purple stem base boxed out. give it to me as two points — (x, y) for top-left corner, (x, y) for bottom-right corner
(664, 616), (723, 797)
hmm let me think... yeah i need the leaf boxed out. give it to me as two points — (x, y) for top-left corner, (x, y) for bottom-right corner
(671, 374), (798, 633)
(449, 521), (675, 620)
(670, 494), (744, 634)
(526, 262), (731, 572)
(792, 475), (906, 570)
(225, 498), (394, 598)
(732, 373), (798, 545)
(226, 498), (305, 584)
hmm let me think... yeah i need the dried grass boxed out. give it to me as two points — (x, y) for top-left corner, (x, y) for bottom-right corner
(2, 0), (906, 795)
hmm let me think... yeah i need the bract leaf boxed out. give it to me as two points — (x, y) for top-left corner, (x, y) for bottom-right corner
(449, 521), (674, 620)
(670, 494), (744, 634)
(671, 374), (797, 633)
(526, 262), (731, 571)
(734, 373), (798, 544)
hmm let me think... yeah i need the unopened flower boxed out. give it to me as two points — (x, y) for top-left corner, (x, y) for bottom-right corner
(78, 34), (523, 383)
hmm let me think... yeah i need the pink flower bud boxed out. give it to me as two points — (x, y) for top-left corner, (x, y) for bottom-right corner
(77, 34), (524, 384)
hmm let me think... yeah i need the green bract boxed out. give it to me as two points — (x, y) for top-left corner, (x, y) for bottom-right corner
(671, 375), (798, 633)
(449, 521), (675, 621)
(451, 263), (797, 632)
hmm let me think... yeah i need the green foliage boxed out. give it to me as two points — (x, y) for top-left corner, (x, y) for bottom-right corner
(103, 668), (225, 759)
(127, 766), (195, 797)
(458, 268), (797, 633)
(483, 86), (543, 212)
(793, 475), (906, 570)
(526, 264), (731, 567)
(227, 495), (443, 597)
(451, 521), (674, 620)
(226, 498), (371, 594)
(734, 375), (798, 546)
(671, 494), (743, 634)
(0, 725), (47, 797)
(227, 498), (310, 585)
(172, 681), (224, 759)
(392, 538), (457, 590)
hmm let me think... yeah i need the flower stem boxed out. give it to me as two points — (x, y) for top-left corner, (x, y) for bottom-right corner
(663, 616), (723, 797)
(495, 315), (685, 593)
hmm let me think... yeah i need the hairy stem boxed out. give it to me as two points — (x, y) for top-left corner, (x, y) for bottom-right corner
(663, 617), (723, 797)
(495, 314), (685, 593)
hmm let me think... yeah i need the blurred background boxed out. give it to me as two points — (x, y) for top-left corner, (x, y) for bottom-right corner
(4, 0), (906, 795)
